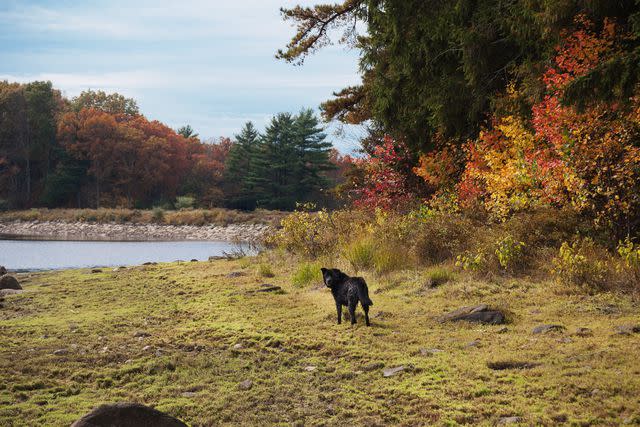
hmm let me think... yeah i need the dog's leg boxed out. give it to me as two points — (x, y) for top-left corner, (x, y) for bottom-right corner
(363, 304), (370, 327)
(348, 301), (357, 325)
(336, 303), (342, 324)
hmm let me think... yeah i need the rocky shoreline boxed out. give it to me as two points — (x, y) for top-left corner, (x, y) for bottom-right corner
(0, 220), (270, 242)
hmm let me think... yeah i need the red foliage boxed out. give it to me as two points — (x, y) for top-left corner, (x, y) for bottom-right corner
(351, 136), (417, 211)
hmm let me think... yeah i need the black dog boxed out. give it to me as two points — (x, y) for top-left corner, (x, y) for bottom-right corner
(321, 268), (373, 326)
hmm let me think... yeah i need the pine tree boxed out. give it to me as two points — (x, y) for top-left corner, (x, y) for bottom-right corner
(291, 109), (334, 202)
(247, 113), (298, 210)
(224, 121), (260, 209)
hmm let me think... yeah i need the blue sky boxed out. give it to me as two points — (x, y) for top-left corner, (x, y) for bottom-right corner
(0, 0), (366, 152)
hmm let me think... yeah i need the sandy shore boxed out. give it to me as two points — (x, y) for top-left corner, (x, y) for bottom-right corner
(0, 220), (270, 241)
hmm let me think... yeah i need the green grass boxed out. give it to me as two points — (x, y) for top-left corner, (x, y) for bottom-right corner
(1, 258), (640, 425)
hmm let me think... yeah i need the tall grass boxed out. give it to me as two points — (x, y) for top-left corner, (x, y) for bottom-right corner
(292, 262), (322, 287)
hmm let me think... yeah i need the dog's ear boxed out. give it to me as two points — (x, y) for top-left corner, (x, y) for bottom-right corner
(320, 267), (327, 274)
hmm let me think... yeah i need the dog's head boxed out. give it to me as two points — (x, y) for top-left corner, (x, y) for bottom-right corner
(321, 267), (346, 288)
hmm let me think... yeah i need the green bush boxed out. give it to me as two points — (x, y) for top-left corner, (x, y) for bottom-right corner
(553, 238), (608, 292)
(292, 262), (321, 287)
(257, 263), (275, 278)
(426, 266), (456, 287)
(175, 196), (195, 210)
(495, 235), (526, 271)
(455, 250), (487, 273)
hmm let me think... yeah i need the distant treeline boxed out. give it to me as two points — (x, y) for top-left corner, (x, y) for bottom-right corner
(0, 82), (353, 211)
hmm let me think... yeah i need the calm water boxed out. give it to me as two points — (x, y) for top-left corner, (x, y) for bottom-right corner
(0, 239), (245, 271)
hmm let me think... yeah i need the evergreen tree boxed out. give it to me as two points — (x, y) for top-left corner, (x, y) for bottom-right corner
(245, 111), (334, 211)
(292, 109), (334, 202)
(247, 113), (298, 210)
(224, 121), (260, 209)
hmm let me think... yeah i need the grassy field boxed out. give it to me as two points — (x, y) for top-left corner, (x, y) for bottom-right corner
(0, 208), (287, 226)
(1, 255), (640, 426)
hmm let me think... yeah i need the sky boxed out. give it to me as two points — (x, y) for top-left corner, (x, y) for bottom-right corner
(0, 0), (366, 153)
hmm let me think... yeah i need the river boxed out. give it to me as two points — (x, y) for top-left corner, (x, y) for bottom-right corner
(0, 239), (246, 271)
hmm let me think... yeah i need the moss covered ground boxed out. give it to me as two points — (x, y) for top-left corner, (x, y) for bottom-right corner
(1, 255), (640, 426)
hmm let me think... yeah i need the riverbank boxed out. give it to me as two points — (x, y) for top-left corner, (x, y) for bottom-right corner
(1, 256), (640, 425)
(0, 220), (270, 242)
(0, 208), (286, 227)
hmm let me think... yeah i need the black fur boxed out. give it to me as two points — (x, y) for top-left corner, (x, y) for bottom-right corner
(321, 267), (373, 326)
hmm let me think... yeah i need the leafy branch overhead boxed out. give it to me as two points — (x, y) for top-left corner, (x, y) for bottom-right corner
(276, 0), (365, 65)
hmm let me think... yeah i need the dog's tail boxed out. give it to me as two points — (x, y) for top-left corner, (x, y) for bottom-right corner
(356, 279), (373, 306)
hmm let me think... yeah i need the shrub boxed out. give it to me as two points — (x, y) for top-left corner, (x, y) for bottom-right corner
(292, 262), (321, 287)
(257, 263), (275, 278)
(373, 243), (407, 276)
(344, 238), (376, 273)
(410, 213), (475, 265)
(426, 266), (456, 287)
(553, 238), (609, 292)
(494, 235), (526, 271)
(175, 196), (195, 210)
(455, 250), (487, 273)
(617, 237), (640, 280)
(152, 207), (165, 222)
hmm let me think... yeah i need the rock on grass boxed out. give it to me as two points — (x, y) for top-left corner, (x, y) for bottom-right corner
(0, 275), (21, 290)
(440, 304), (506, 325)
(71, 402), (188, 427)
(532, 324), (565, 334)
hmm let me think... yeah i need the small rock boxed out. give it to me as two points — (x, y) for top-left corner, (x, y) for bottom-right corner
(532, 324), (565, 334)
(0, 275), (21, 290)
(383, 366), (405, 377)
(91, 269), (102, 274)
(304, 366), (317, 372)
(233, 343), (244, 350)
(133, 331), (151, 338)
(226, 272), (246, 278)
(0, 288), (23, 296)
(181, 391), (197, 398)
(363, 362), (385, 372)
(615, 325), (640, 335)
(487, 361), (538, 370)
(497, 416), (523, 425)
(591, 388), (602, 396)
(53, 349), (68, 356)
(466, 339), (481, 348)
(440, 304), (506, 325)
(497, 326), (508, 334)
(142, 345), (152, 351)
(254, 284), (282, 293)
(596, 304), (619, 315)
(419, 348), (444, 356)
(238, 379), (253, 390)
(574, 327), (593, 337)
(100, 346), (109, 353)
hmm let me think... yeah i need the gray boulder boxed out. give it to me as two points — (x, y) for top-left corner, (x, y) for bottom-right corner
(440, 304), (506, 325)
(0, 275), (21, 290)
(71, 403), (188, 427)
